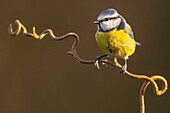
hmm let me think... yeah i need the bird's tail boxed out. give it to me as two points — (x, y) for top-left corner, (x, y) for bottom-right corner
(136, 41), (141, 46)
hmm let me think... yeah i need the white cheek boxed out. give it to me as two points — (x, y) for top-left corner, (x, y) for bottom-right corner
(100, 22), (112, 31)
(112, 18), (121, 27)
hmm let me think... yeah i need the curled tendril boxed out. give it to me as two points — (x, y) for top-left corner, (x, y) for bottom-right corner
(8, 20), (168, 113)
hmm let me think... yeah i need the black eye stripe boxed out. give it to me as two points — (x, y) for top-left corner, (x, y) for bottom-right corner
(99, 16), (120, 23)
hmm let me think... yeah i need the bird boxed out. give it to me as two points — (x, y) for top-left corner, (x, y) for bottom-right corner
(94, 8), (140, 74)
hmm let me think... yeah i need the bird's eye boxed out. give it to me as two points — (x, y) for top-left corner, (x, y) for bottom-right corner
(104, 18), (109, 21)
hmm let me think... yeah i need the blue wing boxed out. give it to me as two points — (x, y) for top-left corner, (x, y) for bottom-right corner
(128, 33), (141, 46)
(125, 23), (141, 46)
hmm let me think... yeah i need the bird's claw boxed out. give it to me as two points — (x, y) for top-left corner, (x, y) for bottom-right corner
(102, 62), (107, 67)
(94, 54), (108, 69)
(94, 56), (102, 69)
(94, 59), (100, 69)
(120, 65), (127, 74)
(94, 60), (108, 69)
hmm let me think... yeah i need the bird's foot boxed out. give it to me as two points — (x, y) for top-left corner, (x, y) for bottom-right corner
(94, 54), (108, 69)
(94, 56), (101, 69)
(120, 65), (127, 74)
(102, 62), (107, 67)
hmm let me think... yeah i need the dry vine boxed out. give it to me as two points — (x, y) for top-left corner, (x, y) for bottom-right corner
(8, 20), (168, 113)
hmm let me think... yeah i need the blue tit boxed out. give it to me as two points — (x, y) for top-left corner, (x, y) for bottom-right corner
(94, 8), (141, 73)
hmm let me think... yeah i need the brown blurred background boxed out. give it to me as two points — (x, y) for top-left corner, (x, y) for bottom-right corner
(0, 0), (169, 113)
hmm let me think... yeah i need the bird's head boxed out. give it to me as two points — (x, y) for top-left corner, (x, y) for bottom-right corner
(94, 8), (124, 32)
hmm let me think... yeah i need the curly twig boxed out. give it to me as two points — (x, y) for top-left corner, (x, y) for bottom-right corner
(8, 20), (168, 113)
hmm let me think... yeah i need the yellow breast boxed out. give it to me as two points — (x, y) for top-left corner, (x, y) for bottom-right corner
(95, 29), (136, 58)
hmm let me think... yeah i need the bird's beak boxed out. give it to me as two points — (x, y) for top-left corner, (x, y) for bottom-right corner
(93, 20), (99, 24)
